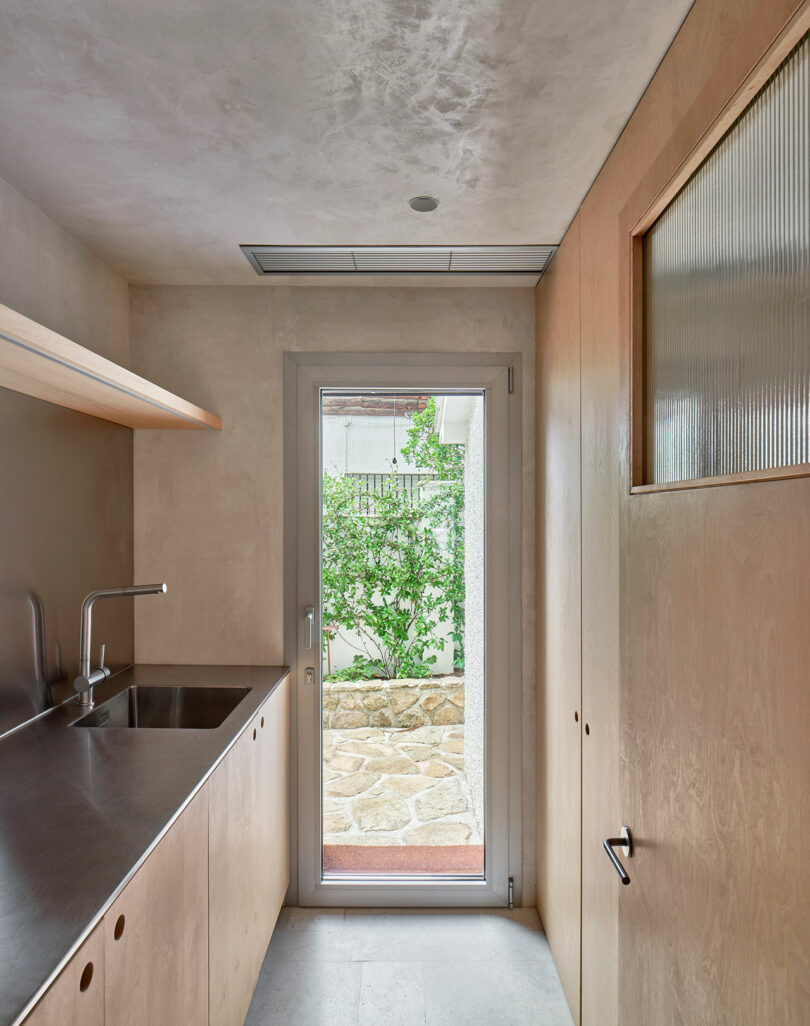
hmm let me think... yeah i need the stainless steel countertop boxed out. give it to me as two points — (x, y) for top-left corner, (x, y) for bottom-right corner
(0, 664), (289, 1026)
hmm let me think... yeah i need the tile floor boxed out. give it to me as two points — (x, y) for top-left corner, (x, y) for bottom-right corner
(244, 907), (574, 1026)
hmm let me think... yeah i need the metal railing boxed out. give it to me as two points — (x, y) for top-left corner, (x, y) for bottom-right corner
(346, 472), (437, 512)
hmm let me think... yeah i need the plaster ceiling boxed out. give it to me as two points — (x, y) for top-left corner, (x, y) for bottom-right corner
(0, 0), (693, 285)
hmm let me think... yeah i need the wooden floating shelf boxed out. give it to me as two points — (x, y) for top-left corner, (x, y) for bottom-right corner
(0, 302), (222, 430)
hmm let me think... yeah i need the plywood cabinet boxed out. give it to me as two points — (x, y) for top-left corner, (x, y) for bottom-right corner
(22, 925), (104, 1026)
(209, 676), (290, 1026)
(261, 673), (290, 938)
(208, 716), (263, 1026)
(22, 679), (289, 1026)
(104, 787), (209, 1026)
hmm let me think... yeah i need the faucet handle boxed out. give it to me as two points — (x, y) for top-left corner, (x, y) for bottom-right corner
(98, 643), (111, 680)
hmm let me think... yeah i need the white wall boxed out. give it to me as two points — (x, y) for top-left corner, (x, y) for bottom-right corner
(324, 613), (455, 678)
(463, 398), (485, 833)
(322, 414), (422, 477)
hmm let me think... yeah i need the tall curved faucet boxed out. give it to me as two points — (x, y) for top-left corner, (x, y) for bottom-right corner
(74, 584), (167, 709)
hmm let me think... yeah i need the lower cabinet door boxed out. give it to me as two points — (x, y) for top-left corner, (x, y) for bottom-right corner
(23, 924), (104, 1026)
(104, 787), (209, 1026)
(260, 674), (290, 937)
(209, 681), (290, 1026)
(208, 714), (265, 1026)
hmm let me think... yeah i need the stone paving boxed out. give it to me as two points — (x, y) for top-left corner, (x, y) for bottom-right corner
(322, 724), (482, 847)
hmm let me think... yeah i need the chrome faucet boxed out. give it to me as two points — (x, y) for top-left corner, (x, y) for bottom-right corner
(74, 584), (167, 709)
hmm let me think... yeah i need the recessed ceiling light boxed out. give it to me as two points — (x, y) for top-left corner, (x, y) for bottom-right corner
(409, 195), (439, 212)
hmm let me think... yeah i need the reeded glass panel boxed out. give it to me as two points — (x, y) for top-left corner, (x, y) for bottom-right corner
(643, 33), (810, 484)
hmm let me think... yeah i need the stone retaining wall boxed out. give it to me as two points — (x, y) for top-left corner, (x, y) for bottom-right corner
(323, 676), (464, 729)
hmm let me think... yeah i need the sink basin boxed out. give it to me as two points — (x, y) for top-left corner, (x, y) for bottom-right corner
(72, 686), (251, 729)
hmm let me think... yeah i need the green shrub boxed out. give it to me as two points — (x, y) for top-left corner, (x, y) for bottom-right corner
(322, 398), (465, 680)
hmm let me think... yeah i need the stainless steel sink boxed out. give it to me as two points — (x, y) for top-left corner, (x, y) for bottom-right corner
(72, 686), (251, 729)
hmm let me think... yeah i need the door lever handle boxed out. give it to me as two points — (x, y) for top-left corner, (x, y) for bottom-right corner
(304, 606), (315, 650)
(603, 826), (632, 885)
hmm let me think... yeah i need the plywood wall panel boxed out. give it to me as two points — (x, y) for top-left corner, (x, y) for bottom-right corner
(578, 178), (623, 1026)
(537, 1), (810, 1023)
(611, 2), (810, 1022)
(535, 218), (582, 1023)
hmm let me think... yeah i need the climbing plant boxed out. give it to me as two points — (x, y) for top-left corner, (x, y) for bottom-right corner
(322, 398), (466, 680)
(400, 398), (466, 668)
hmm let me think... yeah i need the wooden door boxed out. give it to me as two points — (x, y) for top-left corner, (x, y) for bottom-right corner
(615, 4), (810, 1024)
(23, 925), (104, 1026)
(620, 479), (810, 1024)
(208, 713), (265, 1026)
(104, 787), (208, 1026)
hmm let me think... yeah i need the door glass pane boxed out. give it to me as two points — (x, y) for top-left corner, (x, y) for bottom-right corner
(643, 32), (810, 484)
(319, 391), (485, 877)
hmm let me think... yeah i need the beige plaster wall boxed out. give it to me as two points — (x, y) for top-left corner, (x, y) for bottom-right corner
(0, 176), (129, 364)
(130, 283), (536, 900)
(0, 174), (132, 733)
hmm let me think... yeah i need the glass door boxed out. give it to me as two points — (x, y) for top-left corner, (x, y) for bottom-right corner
(289, 355), (520, 906)
(320, 390), (485, 878)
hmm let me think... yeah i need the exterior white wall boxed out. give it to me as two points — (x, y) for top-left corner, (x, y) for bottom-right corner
(322, 414), (421, 476)
(462, 398), (485, 834)
(323, 611), (455, 678)
(436, 395), (485, 833)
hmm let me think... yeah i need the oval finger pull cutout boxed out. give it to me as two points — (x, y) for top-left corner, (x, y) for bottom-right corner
(79, 961), (94, 992)
(253, 727), (257, 740)
(114, 914), (125, 940)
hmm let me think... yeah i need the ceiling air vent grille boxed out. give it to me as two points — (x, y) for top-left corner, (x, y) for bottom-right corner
(354, 247), (451, 271)
(449, 246), (553, 271)
(240, 245), (555, 277)
(250, 248), (356, 272)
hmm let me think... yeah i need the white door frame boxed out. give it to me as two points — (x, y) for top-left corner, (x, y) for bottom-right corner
(284, 352), (523, 907)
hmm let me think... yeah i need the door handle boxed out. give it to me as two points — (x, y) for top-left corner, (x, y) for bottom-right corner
(304, 606), (315, 649)
(603, 826), (632, 885)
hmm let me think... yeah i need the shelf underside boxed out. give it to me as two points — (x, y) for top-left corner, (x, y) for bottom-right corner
(0, 303), (221, 431)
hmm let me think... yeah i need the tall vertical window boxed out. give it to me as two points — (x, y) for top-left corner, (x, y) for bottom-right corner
(639, 32), (809, 486)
